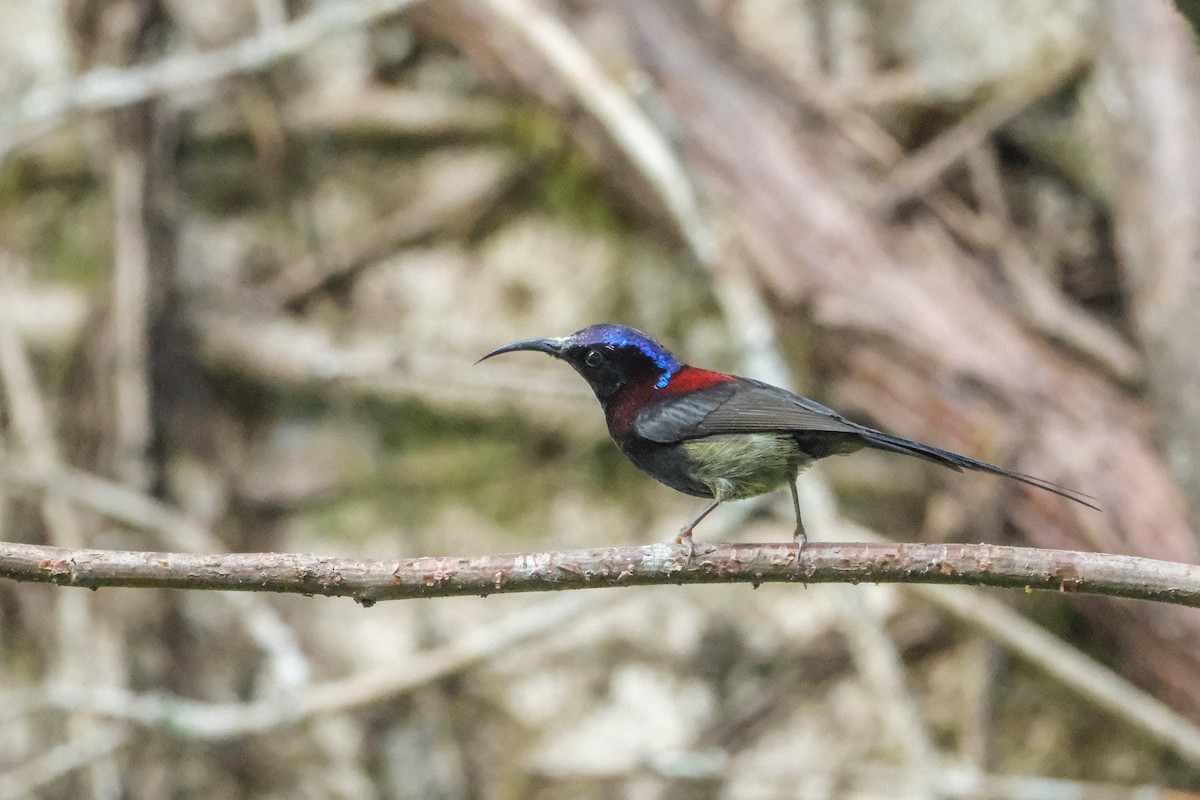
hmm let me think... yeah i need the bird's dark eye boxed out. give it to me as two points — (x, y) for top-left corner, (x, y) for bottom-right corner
(584, 349), (603, 368)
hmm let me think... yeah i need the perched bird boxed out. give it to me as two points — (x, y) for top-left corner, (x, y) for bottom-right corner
(479, 323), (1097, 548)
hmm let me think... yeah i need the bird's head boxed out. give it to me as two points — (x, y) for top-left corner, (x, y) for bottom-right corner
(478, 323), (682, 401)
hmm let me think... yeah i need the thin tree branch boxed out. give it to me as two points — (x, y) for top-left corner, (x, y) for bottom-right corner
(0, 540), (1197, 606)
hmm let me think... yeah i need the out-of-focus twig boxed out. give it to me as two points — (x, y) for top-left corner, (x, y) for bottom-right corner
(479, 0), (715, 266)
(0, 269), (116, 800)
(192, 310), (592, 420)
(636, 761), (1184, 800)
(0, 274), (69, 491)
(110, 145), (152, 491)
(284, 86), (505, 138)
(8, 595), (594, 740)
(1100, 0), (1200, 527)
(924, 576), (1200, 770)
(778, 65), (1139, 383)
(869, 54), (1089, 214)
(0, 0), (429, 158)
(818, 55), (1137, 386)
(264, 149), (518, 306)
(0, 727), (128, 800)
(963, 144), (1141, 384)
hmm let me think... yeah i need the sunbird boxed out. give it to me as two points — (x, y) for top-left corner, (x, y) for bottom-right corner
(480, 324), (1096, 548)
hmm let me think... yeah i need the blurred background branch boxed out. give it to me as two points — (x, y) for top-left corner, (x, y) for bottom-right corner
(0, 0), (428, 157)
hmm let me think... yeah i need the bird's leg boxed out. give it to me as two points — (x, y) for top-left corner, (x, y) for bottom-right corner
(790, 480), (808, 551)
(676, 498), (721, 557)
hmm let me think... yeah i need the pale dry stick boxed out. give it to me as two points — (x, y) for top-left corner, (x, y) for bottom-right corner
(919, 190), (1139, 385)
(283, 86), (505, 138)
(720, 764), (1174, 800)
(0, 275), (64, 490)
(308, 718), (380, 800)
(964, 144), (1140, 383)
(1101, 0), (1200, 525)
(192, 309), (593, 423)
(925, 576), (1200, 768)
(0, 0), (429, 157)
(0, 727), (129, 800)
(11, 594), (596, 739)
(109, 147), (153, 491)
(0, 433), (7, 544)
(4, 460), (214, 546)
(906, 767), (1169, 800)
(785, 70), (1139, 383)
(0, 271), (121, 800)
(713, 264), (937, 794)
(264, 149), (518, 305)
(253, 0), (288, 30)
(481, 0), (715, 266)
(100, 171), (143, 782)
(870, 54), (1089, 214)
(955, 635), (998, 768)
(0, 282), (88, 351)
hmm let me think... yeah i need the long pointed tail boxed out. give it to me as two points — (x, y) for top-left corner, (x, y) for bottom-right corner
(857, 429), (1099, 511)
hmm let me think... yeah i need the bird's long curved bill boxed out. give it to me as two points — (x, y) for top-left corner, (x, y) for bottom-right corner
(476, 337), (564, 363)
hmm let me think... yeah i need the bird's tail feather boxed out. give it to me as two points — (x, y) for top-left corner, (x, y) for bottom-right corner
(858, 429), (1099, 511)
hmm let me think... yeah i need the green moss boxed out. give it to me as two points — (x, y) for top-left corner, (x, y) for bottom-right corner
(286, 397), (649, 540)
(502, 105), (637, 236)
(41, 194), (113, 285)
(0, 153), (111, 286)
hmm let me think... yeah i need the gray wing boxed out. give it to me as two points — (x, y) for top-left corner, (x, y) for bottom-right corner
(633, 379), (868, 444)
(633, 378), (1102, 511)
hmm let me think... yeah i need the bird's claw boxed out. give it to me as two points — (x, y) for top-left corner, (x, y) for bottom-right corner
(793, 523), (808, 557)
(675, 529), (697, 566)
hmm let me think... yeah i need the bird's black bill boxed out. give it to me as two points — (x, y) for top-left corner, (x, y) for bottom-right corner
(476, 338), (564, 364)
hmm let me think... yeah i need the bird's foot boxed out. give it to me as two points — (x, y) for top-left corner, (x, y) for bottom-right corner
(674, 528), (697, 564)
(793, 522), (808, 557)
